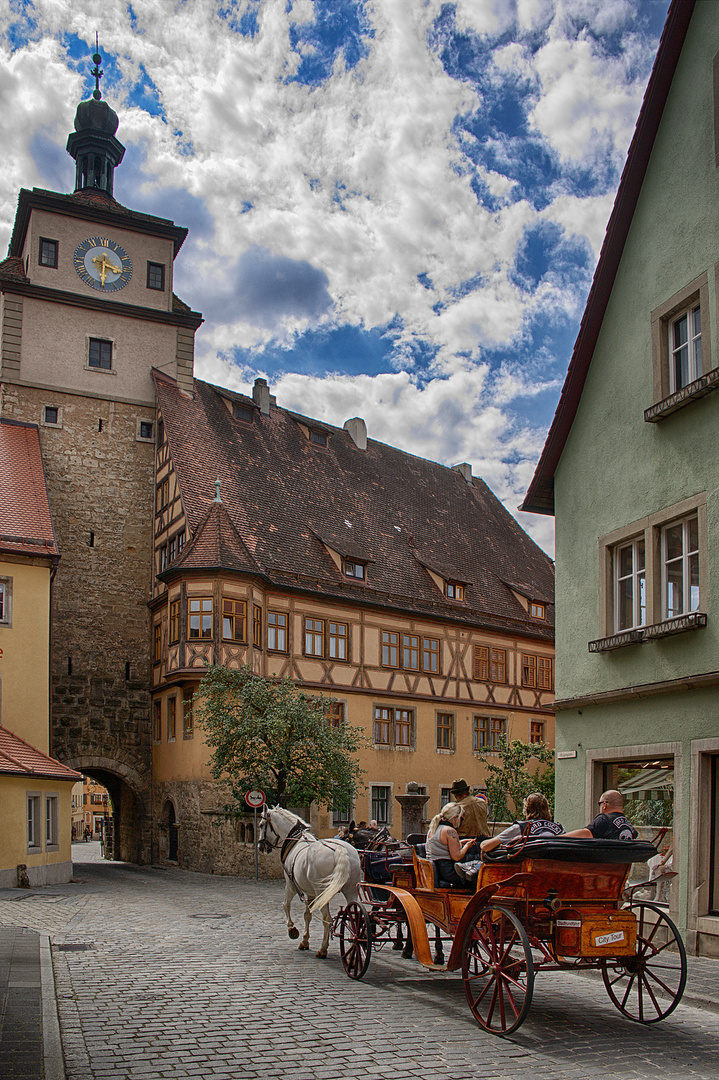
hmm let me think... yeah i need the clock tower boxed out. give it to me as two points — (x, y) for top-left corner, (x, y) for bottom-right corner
(0, 49), (202, 862)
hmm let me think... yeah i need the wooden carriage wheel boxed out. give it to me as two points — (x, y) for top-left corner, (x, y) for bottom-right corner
(601, 901), (687, 1023)
(339, 902), (372, 980)
(462, 905), (535, 1035)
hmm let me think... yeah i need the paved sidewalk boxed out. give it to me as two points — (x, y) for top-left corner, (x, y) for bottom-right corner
(0, 853), (718, 1080)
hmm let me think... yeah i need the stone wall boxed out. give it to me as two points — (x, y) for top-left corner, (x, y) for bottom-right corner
(1, 381), (156, 861)
(154, 779), (284, 879)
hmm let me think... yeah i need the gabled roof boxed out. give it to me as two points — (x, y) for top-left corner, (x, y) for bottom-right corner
(0, 420), (59, 560)
(521, 0), (695, 516)
(0, 726), (81, 781)
(154, 374), (555, 641)
(7, 188), (188, 259)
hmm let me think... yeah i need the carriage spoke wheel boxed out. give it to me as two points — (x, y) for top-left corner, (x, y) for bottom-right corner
(462, 905), (534, 1036)
(339, 902), (372, 980)
(601, 901), (687, 1023)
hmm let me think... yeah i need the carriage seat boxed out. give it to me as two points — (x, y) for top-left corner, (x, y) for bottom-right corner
(412, 848), (471, 890)
(482, 838), (659, 865)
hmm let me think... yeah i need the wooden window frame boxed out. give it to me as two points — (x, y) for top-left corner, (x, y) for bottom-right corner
(473, 714), (507, 752)
(188, 597), (213, 639)
(223, 599), (247, 643)
(402, 634), (419, 671)
(253, 605), (262, 648)
(537, 657), (554, 691)
(395, 709), (412, 747)
(521, 653), (536, 688)
(304, 616), (325, 657)
(373, 705), (414, 748)
(530, 602), (545, 620)
(342, 560), (365, 579)
(309, 429), (327, 446)
(156, 477), (169, 514)
(381, 630), (399, 668)
(650, 273), (712, 405)
(530, 720), (545, 745)
(445, 581), (464, 601)
(422, 636), (440, 674)
(234, 402), (254, 422)
(167, 697), (177, 741)
(473, 645), (507, 684)
(88, 337), (113, 370)
(374, 706), (391, 745)
(326, 701), (344, 730)
(328, 621), (348, 660)
(153, 622), (162, 663)
(436, 712), (454, 751)
(39, 237), (58, 268)
(267, 611), (287, 653)
(169, 599), (180, 644)
(371, 785), (391, 826)
(146, 261), (165, 291)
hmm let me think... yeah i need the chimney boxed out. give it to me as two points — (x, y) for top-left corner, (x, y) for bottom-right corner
(252, 378), (271, 416)
(452, 462), (473, 484)
(344, 416), (367, 450)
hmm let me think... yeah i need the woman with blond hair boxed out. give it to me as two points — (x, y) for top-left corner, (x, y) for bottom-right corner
(425, 802), (476, 886)
(480, 792), (564, 855)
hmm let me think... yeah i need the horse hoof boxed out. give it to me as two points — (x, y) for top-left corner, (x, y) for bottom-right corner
(298, 943), (309, 951)
(402, 947), (413, 960)
(316, 951), (327, 959)
(288, 928), (300, 940)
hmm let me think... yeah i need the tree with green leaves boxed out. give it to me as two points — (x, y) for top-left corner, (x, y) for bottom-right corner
(476, 737), (555, 823)
(195, 664), (366, 812)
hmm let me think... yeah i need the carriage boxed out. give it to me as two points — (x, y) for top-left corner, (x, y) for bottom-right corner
(332, 835), (686, 1036)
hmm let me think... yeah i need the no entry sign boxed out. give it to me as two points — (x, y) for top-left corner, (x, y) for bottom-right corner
(245, 789), (266, 809)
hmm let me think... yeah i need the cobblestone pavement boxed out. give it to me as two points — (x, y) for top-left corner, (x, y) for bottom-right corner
(0, 852), (718, 1080)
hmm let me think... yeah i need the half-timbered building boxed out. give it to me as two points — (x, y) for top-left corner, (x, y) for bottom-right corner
(150, 370), (555, 865)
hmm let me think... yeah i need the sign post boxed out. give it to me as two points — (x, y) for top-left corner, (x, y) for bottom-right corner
(245, 789), (266, 880)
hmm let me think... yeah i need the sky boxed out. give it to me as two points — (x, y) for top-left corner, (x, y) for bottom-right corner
(0, 0), (671, 556)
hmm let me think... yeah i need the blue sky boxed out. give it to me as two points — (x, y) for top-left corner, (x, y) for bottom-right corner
(0, 0), (671, 554)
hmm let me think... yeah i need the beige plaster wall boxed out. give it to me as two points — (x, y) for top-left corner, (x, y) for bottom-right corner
(18, 295), (176, 404)
(0, 775), (74, 886)
(22, 209), (176, 313)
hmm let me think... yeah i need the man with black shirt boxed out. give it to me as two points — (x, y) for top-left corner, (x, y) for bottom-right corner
(565, 789), (638, 840)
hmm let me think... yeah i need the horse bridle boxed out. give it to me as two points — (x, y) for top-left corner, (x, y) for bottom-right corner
(258, 812), (284, 854)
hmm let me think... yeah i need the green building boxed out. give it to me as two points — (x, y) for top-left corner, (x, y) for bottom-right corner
(523, 0), (719, 957)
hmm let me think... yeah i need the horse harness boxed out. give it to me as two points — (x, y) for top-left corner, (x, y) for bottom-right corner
(269, 820), (342, 902)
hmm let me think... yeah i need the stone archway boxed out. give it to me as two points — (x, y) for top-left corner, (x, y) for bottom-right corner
(63, 757), (150, 864)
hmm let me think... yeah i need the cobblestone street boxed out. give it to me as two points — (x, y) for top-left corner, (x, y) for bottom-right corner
(1, 847), (717, 1080)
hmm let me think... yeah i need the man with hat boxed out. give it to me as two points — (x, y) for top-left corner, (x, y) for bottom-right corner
(450, 778), (488, 857)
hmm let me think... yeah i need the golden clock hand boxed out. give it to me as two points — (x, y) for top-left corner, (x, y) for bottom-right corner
(92, 254), (121, 285)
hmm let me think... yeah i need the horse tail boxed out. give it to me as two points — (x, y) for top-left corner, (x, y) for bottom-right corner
(309, 844), (350, 913)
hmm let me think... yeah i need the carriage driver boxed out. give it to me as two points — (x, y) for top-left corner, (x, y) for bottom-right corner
(564, 789), (638, 840)
(450, 778), (488, 858)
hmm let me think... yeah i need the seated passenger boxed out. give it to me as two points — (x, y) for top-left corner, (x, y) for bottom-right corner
(479, 792), (565, 858)
(564, 789), (638, 840)
(425, 802), (476, 887)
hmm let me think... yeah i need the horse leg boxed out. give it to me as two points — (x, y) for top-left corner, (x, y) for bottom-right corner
(433, 924), (444, 965)
(299, 900), (312, 950)
(316, 903), (332, 959)
(283, 879), (300, 941)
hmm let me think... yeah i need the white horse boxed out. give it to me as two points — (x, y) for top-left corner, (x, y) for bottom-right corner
(258, 805), (363, 958)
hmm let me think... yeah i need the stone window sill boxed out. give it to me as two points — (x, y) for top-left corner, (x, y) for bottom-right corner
(645, 367), (719, 422)
(589, 612), (707, 652)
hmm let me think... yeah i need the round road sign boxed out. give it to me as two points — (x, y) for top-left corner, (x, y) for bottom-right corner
(245, 789), (266, 809)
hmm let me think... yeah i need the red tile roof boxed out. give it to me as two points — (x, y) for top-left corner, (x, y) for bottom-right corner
(522, 0), (694, 515)
(0, 420), (59, 559)
(0, 726), (81, 781)
(0, 256), (28, 283)
(155, 375), (555, 641)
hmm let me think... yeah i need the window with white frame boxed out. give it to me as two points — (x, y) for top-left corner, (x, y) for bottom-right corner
(45, 794), (59, 848)
(0, 578), (11, 626)
(27, 793), (41, 849)
(595, 495), (706, 650)
(669, 304), (702, 392)
(662, 514), (699, 620)
(614, 536), (646, 632)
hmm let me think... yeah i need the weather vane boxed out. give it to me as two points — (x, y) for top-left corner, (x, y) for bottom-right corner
(91, 32), (103, 100)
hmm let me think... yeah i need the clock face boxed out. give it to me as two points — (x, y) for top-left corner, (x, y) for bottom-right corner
(74, 236), (132, 292)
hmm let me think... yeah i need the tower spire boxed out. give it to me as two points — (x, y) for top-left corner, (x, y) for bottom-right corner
(66, 38), (125, 195)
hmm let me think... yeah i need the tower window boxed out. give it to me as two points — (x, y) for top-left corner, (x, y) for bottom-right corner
(88, 338), (112, 370)
(39, 238), (58, 268)
(147, 262), (165, 291)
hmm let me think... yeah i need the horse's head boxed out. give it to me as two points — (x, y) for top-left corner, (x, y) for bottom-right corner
(257, 805), (279, 854)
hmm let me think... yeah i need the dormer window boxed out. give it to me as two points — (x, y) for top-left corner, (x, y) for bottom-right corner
(234, 402), (253, 422)
(343, 560), (365, 580)
(310, 429), (327, 446)
(530, 602), (546, 620)
(445, 581), (464, 601)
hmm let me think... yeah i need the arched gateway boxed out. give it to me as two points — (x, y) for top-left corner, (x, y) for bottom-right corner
(63, 758), (151, 865)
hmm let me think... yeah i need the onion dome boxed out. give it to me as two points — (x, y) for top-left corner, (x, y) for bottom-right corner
(66, 42), (125, 195)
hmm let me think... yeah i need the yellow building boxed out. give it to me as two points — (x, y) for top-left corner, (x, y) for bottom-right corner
(0, 419), (80, 886)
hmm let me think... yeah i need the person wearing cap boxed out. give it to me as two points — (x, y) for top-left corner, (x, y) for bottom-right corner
(450, 778), (488, 857)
